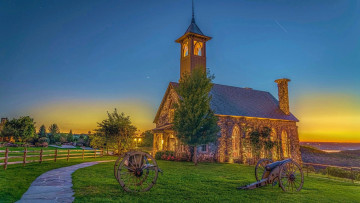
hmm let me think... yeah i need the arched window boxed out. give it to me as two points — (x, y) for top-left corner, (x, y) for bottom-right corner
(281, 131), (289, 158)
(183, 42), (189, 57)
(232, 125), (241, 158)
(193, 41), (203, 56)
(270, 129), (278, 160)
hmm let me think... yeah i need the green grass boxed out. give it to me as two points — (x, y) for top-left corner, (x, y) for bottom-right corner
(0, 156), (117, 203)
(0, 146), (100, 163)
(73, 160), (360, 203)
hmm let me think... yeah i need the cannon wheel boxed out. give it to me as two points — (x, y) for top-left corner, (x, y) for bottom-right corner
(255, 158), (273, 181)
(279, 160), (304, 192)
(115, 151), (159, 192)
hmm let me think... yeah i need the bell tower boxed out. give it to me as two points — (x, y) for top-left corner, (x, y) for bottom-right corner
(175, 0), (211, 80)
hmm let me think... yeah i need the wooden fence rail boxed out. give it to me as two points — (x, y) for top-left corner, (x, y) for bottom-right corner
(0, 148), (104, 170)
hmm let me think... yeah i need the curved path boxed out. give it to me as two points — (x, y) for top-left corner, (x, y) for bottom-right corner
(17, 161), (112, 203)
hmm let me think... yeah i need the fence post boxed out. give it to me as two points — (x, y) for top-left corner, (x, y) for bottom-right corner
(101, 148), (104, 157)
(40, 149), (43, 163)
(54, 149), (57, 162)
(82, 149), (84, 160)
(23, 148), (27, 166)
(4, 148), (9, 170)
(67, 149), (70, 161)
(94, 149), (97, 158)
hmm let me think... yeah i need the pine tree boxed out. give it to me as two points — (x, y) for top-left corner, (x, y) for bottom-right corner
(67, 129), (74, 142)
(38, 125), (47, 138)
(173, 68), (220, 165)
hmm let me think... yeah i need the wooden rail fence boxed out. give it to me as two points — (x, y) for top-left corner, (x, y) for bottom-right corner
(0, 148), (104, 170)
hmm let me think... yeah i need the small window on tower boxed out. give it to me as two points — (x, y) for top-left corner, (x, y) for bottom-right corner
(194, 41), (203, 56)
(183, 42), (189, 57)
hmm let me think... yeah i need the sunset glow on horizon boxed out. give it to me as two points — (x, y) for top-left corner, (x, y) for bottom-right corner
(25, 99), (156, 134)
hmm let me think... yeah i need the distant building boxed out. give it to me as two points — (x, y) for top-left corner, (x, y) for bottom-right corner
(152, 5), (301, 164)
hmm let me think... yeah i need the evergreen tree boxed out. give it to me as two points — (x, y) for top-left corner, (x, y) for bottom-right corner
(38, 125), (47, 138)
(67, 129), (74, 142)
(173, 69), (220, 165)
(48, 124), (60, 144)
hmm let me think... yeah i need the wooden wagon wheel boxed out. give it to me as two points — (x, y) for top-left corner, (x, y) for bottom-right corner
(255, 158), (273, 181)
(115, 151), (159, 192)
(279, 160), (304, 192)
(114, 153), (126, 180)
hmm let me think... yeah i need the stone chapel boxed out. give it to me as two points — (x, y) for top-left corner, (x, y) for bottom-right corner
(152, 5), (301, 164)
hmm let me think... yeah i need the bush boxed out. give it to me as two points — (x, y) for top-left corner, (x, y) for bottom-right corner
(175, 153), (191, 162)
(5, 143), (18, 147)
(155, 151), (175, 160)
(35, 142), (48, 147)
(38, 137), (50, 144)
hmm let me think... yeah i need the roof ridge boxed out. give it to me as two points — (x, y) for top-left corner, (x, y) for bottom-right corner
(170, 81), (271, 94)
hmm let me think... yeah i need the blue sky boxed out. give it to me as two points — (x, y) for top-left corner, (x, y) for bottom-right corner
(1, 0), (359, 141)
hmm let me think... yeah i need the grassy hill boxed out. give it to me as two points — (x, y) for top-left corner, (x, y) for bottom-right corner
(301, 145), (360, 167)
(72, 160), (360, 202)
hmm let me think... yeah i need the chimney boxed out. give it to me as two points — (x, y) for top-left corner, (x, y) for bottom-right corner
(275, 78), (291, 115)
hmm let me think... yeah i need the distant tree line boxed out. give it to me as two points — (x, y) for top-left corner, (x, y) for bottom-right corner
(0, 116), (90, 147)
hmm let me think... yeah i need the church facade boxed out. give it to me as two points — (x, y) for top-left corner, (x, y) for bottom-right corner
(152, 12), (301, 164)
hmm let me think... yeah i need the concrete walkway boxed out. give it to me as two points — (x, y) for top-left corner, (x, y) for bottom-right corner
(17, 161), (111, 203)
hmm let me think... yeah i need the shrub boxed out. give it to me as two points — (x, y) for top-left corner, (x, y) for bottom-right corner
(155, 151), (175, 160)
(38, 137), (50, 144)
(176, 152), (191, 162)
(5, 143), (18, 147)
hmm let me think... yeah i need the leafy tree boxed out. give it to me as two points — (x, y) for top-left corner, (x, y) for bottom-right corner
(173, 69), (220, 165)
(38, 125), (47, 138)
(48, 124), (60, 144)
(89, 132), (106, 149)
(94, 109), (137, 154)
(1, 116), (36, 142)
(67, 130), (74, 142)
(139, 130), (153, 147)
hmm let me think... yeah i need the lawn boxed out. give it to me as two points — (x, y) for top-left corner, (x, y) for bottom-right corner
(0, 146), (100, 164)
(72, 160), (360, 203)
(0, 156), (117, 203)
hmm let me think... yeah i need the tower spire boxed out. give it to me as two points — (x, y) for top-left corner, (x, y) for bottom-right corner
(192, 0), (195, 23)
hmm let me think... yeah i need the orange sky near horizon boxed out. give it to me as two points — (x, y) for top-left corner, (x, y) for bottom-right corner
(23, 92), (360, 143)
(27, 99), (156, 134)
(294, 92), (360, 143)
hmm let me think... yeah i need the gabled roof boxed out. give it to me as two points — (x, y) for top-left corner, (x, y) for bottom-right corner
(161, 82), (299, 122)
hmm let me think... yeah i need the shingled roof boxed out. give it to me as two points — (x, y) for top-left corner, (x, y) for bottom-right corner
(185, 19), (204, 35)
(169, 82), (299, 122)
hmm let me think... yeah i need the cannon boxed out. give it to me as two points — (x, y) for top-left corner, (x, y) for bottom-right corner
(114, 151), (162, 192)
(238, 158), (304, 192)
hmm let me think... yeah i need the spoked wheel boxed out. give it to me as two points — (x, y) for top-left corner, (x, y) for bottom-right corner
(255, 158), (273, 181)
(279, 160), (304, 192)
(114, 153), (126, 179)
(115, 151), (159, 192)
